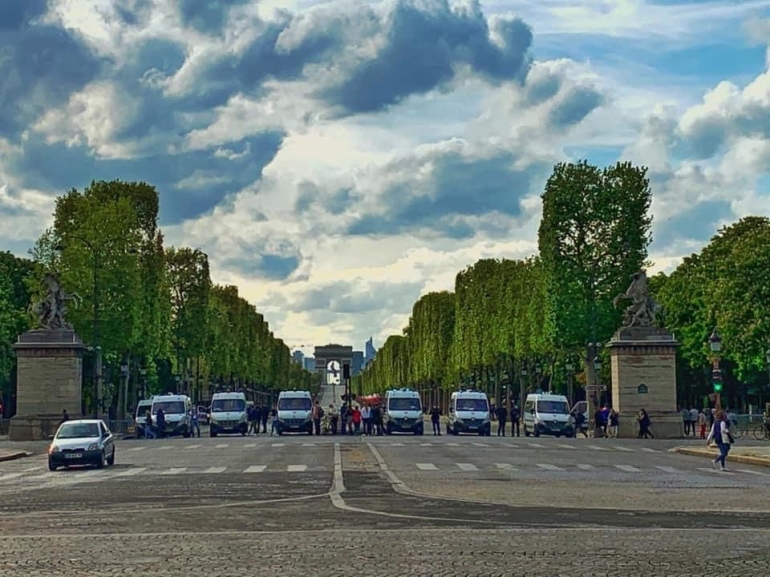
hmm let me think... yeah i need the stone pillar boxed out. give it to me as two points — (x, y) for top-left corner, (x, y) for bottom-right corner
(9, 329), (88, 441)
(607, 327), (681, 438)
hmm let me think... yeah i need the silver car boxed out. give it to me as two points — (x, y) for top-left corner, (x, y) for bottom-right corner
(48, 419), (116, 471)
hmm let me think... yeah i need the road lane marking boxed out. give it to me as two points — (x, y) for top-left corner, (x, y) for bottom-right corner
(557, 444), (576, 449)
(185, 445), (201, 450)
(577, 464), (595, 470)
(528, 443), (546, 448)
(127, 447), (146, 452)
(114, 468), (146, 477)
(302, 443), (316, 447)
(161, 468), (187, 475)
(203, 467), (227, 474)
(24, 472), (57, 481)
(420, 443), (433, 447)
(536, 463), (563, 471)
(158, 446), (173, 450)
(447, 443), (459, 446)
(697, 467), (735, 475)
(614, 465), (641, 472)
(215, 444), (229, 449)
(287, 464), (307, 472)
(391, 443), (404, 447)
(495, 463), (518, 471)
(737, 469), (770, 477)
(415, 463), (438, 471)
(586, 445), (609, 451)
(639, 448), (658, 453)
(271, 444), (285, 448)
(612, 446), (635, 452)
(471, 443), (488, 447)
(243, 444), (256, 448)
(655, 466), (679, 473)
(245, 465), (267, 473)
(457, 463), (478, 471)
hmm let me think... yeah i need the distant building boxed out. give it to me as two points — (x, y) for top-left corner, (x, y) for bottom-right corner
(292, 350), (305, 366)
(364, 337), (376, 363)
(303, 357), (315, 372)
(351, 351), (364, 376)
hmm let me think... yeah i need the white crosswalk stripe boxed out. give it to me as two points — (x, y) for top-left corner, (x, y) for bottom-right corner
(185, 445), (201, 450)
(614, 465), (641, 472)
(215, 444), (229, 449)
(557, 444), (576, 449)
(577, 464), (595, 470)
(271, 443), (285, 448)
(655, 466), (679, 474)
(736, 469), (770, 477)
(286, 464), (307, 472)
(586, 445), (609, 451)
(127, 446), (146, 452)
(245, 465), (267, 473)
(612, 446), (635, 452)
(162, 468), (188, 475)
(528, 443), (546, 448)
(536, 463), (563, 471)
(392, 443), (404, 447)
(203, 467), (227, 474)
(114, 468), (146, 477)
(0, 473), (26, 481)
(302, 443), (316, 447)
(457, 463), (478, 471)
(243, 444), (256, 448)
(495, 463), (518, 471)
(158, 446), (173, 450)
(639, 448), (658, 453)
(697, 467), (735, 475)
(447, 443), (459, 446)
(471, 442), (488, 447)
(420, 443), (433, 447)
(415, 463), (438, 470)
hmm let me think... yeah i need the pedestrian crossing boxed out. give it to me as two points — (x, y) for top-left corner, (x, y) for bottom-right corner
(399, 462), (770, 476)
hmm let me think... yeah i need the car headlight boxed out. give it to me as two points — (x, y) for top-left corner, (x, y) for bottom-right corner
(48, 444), (59, 454)
(87, 443), (99, 451)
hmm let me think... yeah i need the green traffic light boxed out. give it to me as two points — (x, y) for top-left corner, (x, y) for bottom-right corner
(713, 383), (723, 393)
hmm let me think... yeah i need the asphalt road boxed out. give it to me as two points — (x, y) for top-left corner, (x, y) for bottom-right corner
(1, 431), (769, 576)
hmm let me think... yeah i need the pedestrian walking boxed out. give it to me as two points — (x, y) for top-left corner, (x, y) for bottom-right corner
(707, 410), (733, 471)
(351, 405), (361, 434)
(189, 407), (200, 438)
(681, 406), (690, 436)
(329, 404), (339, 434)
(269, 404), (278, 435)
(311, 401), (324, 435)
(362, 404), (372, 435)
(429, 405), (441, 435)
(261, 404), (269, 433)
(637, 408), (653, 439)
(248, 405), (259, 435)
(608, 409), (619, 438)
(697, 409), (707, 439)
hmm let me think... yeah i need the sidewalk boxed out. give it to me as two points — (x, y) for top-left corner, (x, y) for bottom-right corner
(672, 445), (770, 468)
(0, 449), (31, 463)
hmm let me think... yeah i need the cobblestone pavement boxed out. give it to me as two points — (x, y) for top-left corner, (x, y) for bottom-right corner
(2, 429), (769, 576)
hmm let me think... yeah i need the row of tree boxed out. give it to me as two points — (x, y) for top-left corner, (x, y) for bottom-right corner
(1, 180), (315, 420)
(355, 161), (770, 412)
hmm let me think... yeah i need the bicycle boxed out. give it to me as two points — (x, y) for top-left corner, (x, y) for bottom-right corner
(753, 424), (770, 441)
(729, 419), (746, 440)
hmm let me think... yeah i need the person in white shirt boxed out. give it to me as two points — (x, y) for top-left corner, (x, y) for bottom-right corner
(361, 405), (372, 435)
(689, 407), (698, 437)
(706, 410), (732, 471)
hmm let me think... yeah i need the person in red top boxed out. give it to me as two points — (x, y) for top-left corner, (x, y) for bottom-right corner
(351, 405), (362, 435)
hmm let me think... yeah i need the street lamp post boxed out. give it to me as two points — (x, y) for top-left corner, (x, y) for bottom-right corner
(593, 355), (603, 406)
(709, 329), (723, 411)
(764, 348), (770, 412)
(586, 342), (602, 420)
(519, 366), (528, 411)
(565, 361), (575, 406)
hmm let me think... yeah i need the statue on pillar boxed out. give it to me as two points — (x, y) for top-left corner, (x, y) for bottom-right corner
(613, 270), (661, 328)
(28, 273), (81, 330)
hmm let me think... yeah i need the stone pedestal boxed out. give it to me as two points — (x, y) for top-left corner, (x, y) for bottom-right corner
(9, 329), (87, 441)
(607, 326), (681, 438)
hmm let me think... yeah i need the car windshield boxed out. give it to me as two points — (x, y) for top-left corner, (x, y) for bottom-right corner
(537, 400), (570, 414)
(388, 398), (421, 411)
(57, 423), (100, 439)
(211, 399), (246, 412)
(153, 401), (185, 414)
(456, 399), (488, 412)
(278, 398), (312, 411)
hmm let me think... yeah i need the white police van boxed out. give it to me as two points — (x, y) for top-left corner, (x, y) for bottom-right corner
(383, 388), (424, 435)
(523, 393), (574, 438)
(447, 390), (491, 436)
(209, 392), (248, 437)
(150, 394), (192, 437)
(276, 390), (313, 435)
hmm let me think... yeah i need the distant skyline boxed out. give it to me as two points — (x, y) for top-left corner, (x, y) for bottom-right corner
(1, 0), (768, 350)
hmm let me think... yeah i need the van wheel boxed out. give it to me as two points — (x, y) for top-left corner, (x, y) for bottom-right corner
(210, 431), (217, 438)
(534, 428), (540, 438)
(524, 427), (530, 437)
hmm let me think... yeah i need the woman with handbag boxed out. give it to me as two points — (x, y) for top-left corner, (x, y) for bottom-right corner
(706, 410), (733, 471)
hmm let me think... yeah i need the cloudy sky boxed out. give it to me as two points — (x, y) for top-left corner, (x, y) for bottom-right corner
(1, 0), (769, 355)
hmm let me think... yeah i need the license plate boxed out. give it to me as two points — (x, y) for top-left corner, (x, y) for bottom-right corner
(65, 453), (82, 459)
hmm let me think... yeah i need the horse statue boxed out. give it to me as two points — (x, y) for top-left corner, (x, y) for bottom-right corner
(612, 270), (661, 328)
(28, 273), (81, 330)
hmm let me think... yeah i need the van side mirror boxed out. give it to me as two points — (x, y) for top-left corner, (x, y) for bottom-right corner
(449, 407), (454, 413)
(530, 408), (536, 415)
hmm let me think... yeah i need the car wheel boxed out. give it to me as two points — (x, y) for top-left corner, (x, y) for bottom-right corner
(210, 430), (217, 437)
(534, 427), (540, 438)
(106, 449), (115, 466)
(96, 451), (105, 469)
(524, 426), (530, 437)
(48, 460), (57, 472)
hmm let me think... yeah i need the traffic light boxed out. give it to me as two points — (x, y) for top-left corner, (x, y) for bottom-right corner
(342, 363), (350, 380)
(712, 368), (723, 393)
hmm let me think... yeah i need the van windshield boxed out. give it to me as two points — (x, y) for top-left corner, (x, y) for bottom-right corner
(153, 401), (185, 414)
(135, 404), (151, 417)
(211, 399), (246, 412)
(456, 399), (488, 412)
(388, 397), (421, 411)
(537, 400), (570, 415)
(278, 397), (311, 411)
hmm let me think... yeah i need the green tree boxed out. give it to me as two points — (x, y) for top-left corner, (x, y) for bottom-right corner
(538, 160), (652, 413)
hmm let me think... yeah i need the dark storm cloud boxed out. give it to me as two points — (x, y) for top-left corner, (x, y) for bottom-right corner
(15, 132), (284, 224)
(322, 0), (533, 114)
(0, 0), (105, 138)
(548, 85), (604, 128)
(345, 149), (545, 238)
